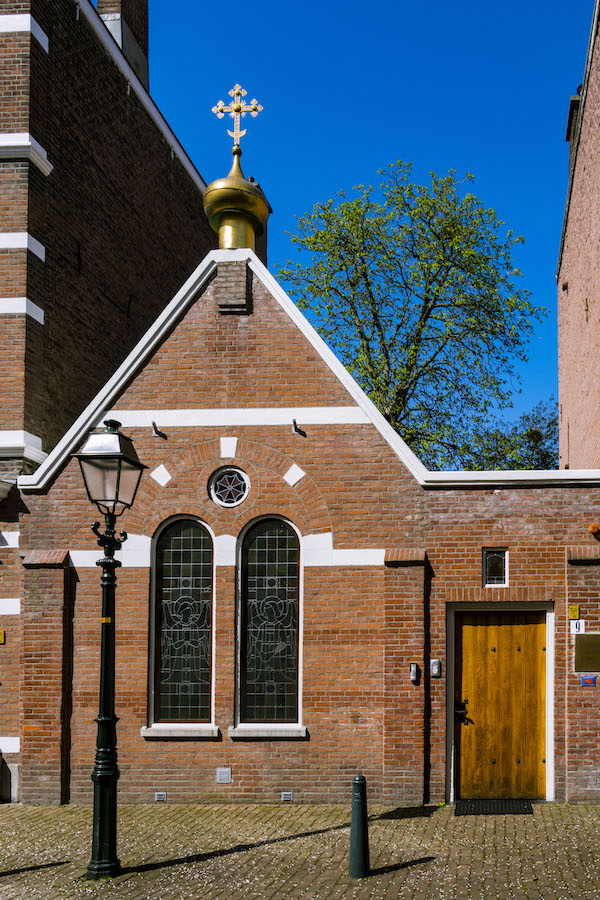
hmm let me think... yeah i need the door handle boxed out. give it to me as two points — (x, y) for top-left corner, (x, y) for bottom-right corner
(454, 699), (468, 724)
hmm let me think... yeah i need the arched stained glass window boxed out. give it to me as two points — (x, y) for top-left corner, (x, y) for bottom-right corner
(240, 519), (299, 723)
(155, 520), (212, 722)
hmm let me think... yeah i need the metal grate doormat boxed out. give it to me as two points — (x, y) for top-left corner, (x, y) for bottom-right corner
(455, 799), (534, 816)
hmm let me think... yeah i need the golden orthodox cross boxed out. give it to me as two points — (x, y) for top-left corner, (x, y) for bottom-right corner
(211, 84), (263, 148)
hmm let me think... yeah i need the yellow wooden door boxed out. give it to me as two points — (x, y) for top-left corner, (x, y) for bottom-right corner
(455, 611), (546, 799)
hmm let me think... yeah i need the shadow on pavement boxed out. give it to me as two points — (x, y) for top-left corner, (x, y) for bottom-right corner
(0, 860), (70, 878)
(370, 856), (436, 876)
(120, 820), (354, 875)
(372, 806), (438, 821)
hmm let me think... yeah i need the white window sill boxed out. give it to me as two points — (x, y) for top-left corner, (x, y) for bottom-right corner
(140, 723), (221, 739)
(228, 724), (307, 739)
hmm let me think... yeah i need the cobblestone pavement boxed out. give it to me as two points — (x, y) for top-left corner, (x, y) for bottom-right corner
(0, 802), (600, 899)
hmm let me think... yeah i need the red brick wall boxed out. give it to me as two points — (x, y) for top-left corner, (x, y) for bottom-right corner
(0, 498), (24, 787)
(564, 550), (600, 800)
(559, 24), (600, 468)
(20, 561), (73, 804)
(18, 259), (600, 805)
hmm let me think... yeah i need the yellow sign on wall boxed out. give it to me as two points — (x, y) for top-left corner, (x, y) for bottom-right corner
(569, 605), (580, 620)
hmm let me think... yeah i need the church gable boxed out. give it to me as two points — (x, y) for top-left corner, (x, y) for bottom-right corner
(115, 258), (360, 412)
(19, 249), (428, 493)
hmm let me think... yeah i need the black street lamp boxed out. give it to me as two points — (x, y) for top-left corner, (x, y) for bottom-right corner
(73, 419), (146, 880)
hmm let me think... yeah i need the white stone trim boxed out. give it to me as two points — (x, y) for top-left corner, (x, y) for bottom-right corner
(0, 430), (45, 464)
(228, 724), (307, 739)
(0, 233), (45, 261)
(214, 534), (236, 566)
(150, 464), (171, 486)
(0, 598), (20, 615)
(0, 133), (53, 176)
(76, 0), (205, 193)
(0, 532), (19, 548)
(302, 532), (385, 567)
(19, 249), (600, 492)
(0, 736), (19, 754)
(0, 15), (49, 52)
(109, 407), (369, 428)
(70, 533), (151, 568)
(141, 723), (220, 739)
(220, 436), (238, 458)
(284, 463), (305, 486)
(0, 297), (44, 324)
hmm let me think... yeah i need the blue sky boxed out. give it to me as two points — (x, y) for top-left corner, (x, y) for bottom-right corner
(146, 0), (593, 421)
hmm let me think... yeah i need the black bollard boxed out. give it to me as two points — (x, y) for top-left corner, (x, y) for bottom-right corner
(349, 775), (370, 878)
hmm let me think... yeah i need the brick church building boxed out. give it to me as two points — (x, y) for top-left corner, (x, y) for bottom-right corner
(2, 0), (600, 808)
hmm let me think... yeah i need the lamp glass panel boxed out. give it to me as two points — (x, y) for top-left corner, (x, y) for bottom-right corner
(79, 458), (121, 513)
(117, 460), (144, 509)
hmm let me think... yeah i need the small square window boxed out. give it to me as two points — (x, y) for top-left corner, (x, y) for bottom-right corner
(483, 549), (508, 587)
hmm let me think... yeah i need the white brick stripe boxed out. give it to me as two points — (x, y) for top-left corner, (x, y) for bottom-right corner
(0, 430), (45, 464)
(0, 15), (49, 52)
(302, 532), (385, 566)
(0, 736), (20, 754)
(0, 133), (53, 176)
(109, 407), (370, 428)
(68, 532), (385, 569)
(0, 298), (44, 324)
(0, 233), (45, 261)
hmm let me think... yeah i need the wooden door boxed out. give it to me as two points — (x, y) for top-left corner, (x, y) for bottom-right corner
(455, 611), (546, 799)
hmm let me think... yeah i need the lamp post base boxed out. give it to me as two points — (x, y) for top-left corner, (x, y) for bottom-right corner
(85, 860), (122, 881)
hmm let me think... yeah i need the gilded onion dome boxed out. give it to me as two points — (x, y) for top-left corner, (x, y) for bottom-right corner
(204, 83), (270, 251)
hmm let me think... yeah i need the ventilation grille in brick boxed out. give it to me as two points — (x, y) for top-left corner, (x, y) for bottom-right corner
(454, 799), (534, 816)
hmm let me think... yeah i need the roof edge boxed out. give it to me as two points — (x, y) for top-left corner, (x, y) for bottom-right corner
(79, 0), (206, 194)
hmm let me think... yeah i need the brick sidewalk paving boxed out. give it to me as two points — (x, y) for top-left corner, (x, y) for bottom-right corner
(0, 802), (599, 899)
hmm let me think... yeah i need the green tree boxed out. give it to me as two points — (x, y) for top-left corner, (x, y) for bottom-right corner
(464, 399), (558, 471)
(278, 161), (547, 470)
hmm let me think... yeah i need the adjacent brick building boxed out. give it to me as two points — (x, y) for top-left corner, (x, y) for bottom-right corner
(2, 0), (600, 809)
(559, 0), (600, 467)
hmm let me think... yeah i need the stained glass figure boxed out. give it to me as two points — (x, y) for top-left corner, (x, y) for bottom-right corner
(155, 520), (212, 721)
(241, 519), (299, 722)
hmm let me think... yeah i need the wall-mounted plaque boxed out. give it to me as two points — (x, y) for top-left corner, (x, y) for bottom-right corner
(575, 634), (600, 672)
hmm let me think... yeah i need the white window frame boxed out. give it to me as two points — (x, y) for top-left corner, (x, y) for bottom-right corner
(482, 547), (509, 587)
(141, 516), (219, 739)
(228, 516), (307, 739)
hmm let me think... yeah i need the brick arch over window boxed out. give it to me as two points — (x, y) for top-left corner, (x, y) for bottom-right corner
(126, 437), (332, 539)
